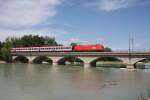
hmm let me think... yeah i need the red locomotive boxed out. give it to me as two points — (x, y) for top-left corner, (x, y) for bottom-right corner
(11, 44), (104, 52)
(73, 44), (104, 52)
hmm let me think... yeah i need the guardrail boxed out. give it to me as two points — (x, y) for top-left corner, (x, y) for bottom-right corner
(114, 50), (150, 53)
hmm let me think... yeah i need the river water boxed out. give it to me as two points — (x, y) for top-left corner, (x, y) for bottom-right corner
(0, 64), (150, 100)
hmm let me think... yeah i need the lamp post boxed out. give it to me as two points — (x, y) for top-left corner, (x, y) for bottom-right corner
(128, 33), (134, 66)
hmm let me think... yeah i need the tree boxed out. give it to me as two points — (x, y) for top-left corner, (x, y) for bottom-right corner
(70, 43), (78, 46)
(5, 35), (58, 47)
(104, 47), (112, 52)
(0, 34), (58, 62)
(1, 41), (12, 62)
(0, 42), (4, 60)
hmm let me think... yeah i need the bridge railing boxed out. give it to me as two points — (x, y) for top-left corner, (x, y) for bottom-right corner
(114, 50), (150, 53)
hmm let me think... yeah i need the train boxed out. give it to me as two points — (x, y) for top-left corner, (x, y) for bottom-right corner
(10, 44), (104, 53)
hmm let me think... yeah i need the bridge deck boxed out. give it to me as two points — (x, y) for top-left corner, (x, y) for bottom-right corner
(11, 52), (150, 57)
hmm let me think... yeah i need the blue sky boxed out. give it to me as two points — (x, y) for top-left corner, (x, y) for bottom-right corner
(0, 0), (150, 50)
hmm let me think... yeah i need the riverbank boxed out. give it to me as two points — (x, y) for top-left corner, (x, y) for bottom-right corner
(0, 61), (6, 64)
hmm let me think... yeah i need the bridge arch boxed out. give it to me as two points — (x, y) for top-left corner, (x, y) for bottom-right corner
(57, 56), (84, 66)
(133, 58), (150, 68)
(13, 56), (29, 63)
(90, 57), (125, 68)
(33, 56), (52, 64)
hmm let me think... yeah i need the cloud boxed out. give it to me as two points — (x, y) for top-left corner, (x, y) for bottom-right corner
(84, 0), (150, 12)
(0, 0), (64, 41)
(97, 0), (131, 11)
(69, 38), (80, 42)
(68, 38), (80, 42)
(0, 29), (56, 42)
(0, 26), (70, 42)
(0, 0), (61, 29)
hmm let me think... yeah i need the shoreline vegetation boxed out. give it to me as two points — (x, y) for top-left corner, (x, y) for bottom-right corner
(0, 35), (58, 63)
(0, 61), (6, 64)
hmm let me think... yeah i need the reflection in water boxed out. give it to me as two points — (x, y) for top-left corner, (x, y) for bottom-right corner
(73, 67), (102, 94)
(0, 64), (149, 100)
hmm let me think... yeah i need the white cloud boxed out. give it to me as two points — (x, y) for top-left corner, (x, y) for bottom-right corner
(68, 38), (80, 42)
(0, 0), (61, 29)
(97, 0), (131, 11)
(0, 27), (70, 42)
(0, 29), (56, 42)
(0, 0), (63, 41)
(84, 0), (150, 12)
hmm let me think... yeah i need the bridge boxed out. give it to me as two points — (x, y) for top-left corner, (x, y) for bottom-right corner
(11, 52), (150, 69)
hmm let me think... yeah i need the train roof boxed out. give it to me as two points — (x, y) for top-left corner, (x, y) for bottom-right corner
(76, 44), (103, 46)
(11, 45), (72, 49)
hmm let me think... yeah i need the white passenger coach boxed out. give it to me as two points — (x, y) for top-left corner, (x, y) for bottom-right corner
(11, 46), (73, 52)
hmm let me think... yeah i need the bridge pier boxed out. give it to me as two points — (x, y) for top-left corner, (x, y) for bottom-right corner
(84, 63), (91, 68)
(48, 57), (62, 65)
(126, 64), (135, 69)
(78, 57), (98, 67)
(12, 56), (17, 61)
(26, 56), (37, 63)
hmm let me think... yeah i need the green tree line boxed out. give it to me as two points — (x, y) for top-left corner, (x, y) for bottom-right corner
(0, 35), (58, 62)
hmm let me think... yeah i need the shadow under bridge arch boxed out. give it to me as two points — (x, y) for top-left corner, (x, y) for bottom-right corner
(90, 57), (125, 68)
(13, 56), (29, 63)
(33, 56), (52, 64)
(134, 58), (150, 69)
(57, 55), (84, 66)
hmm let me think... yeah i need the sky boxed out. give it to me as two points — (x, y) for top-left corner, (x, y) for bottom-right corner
(0, 0), (150, 50)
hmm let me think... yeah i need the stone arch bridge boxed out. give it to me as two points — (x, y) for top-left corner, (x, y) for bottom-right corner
(11, 52), (150, 69)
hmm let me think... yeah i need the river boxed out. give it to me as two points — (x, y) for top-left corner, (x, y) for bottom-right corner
(0, 64), (150, 100)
